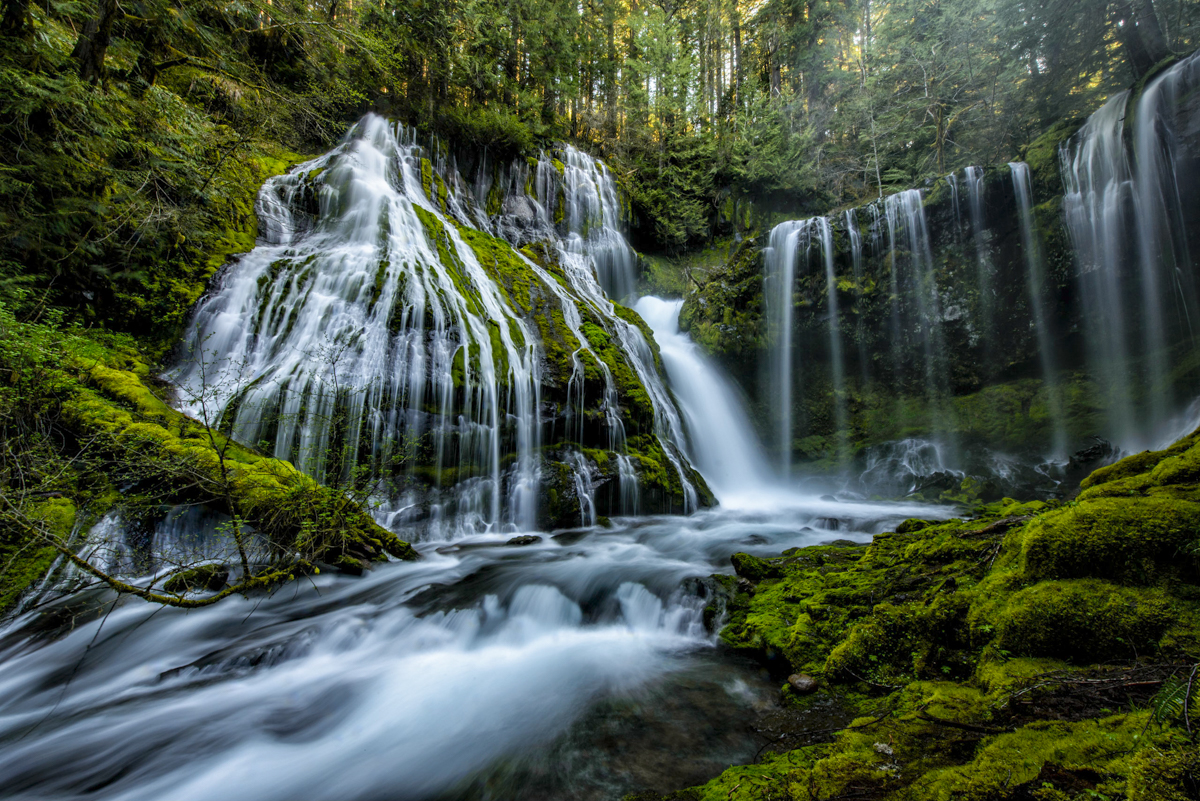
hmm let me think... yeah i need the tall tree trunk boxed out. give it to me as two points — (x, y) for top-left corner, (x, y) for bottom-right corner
(605, 4), (617, 137)
(1132, 0), (1169, 62)
(731, 0), (742, 107)
(770, 33), (781, 99)
(1112, 0), (1155, 79)
(71, 0), (121, 83)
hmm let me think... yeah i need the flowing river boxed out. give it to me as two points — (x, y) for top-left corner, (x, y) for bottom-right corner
(0, 300), (945, 800)
(0, 495), (942, 800)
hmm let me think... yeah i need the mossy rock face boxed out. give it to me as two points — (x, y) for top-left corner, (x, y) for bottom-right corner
(0, 314), (421, 614)
(1017, 497), (1200, 585)
(1, 497), (74, 613)
(662, 433), (1200, 801)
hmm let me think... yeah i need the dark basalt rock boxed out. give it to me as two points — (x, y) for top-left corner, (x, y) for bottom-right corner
(505, 535), (542, 546)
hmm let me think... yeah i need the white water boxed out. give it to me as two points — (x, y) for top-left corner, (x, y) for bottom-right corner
(1010, 162), (1067, 458)
(634, 297), (777, 506)
(169, 115), (699, 535)
(0, 494), (948, 800)
(1059, 51), (1200, 451)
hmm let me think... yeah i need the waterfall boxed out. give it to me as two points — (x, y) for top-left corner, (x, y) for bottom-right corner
(172, 117), (540, 537)
(882, 189), (959, 457)
(947, 171), (963, 240)
(818, 218), (849, 464)
(635, 297), (775, 503)
(172, 115), (701, 537)
(845, 209), (871, 386)
(764, 220), (805, 475)
(518, 146), (699, 510)
(1010, 162), (1067, 457)
(1058, 50), (1200, 449)
(963, 165), (992, 345)
(1133, 52), (1200, 432)
(547, 148), (639, 303)
(1060, 91), (1137, 444)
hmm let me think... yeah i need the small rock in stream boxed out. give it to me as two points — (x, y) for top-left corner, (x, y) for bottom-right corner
(787, 674), (818, 694)
(505, 535), (542, 546)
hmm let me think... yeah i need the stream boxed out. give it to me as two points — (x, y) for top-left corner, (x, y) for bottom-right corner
(0, 498), (944, 800)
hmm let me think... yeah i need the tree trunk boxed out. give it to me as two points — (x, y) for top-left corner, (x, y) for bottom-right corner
(731, 0), (742, 107)
(1132, 0), (1169, 62)
(71, 0), (121, 84)
(1112, 0), (1154, 79)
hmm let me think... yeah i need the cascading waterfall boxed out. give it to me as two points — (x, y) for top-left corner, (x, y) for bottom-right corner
(764, 218), (850, 473)
(883, 189), (960, 460)
(550, 148), (639, 303)
(1134, 54), (1200, 429)
(818, 218), (849, 463)
(764, 221), (804, 475)
(1059, 50), (1200, 449)
(1060, 91), (1138, 444)
(845, 209), (871, 386)
(172, 115), (700, 537)
(523, 148), (699, 512)
(635, 297), (775, 503)
(172, 117), (541, 538)
(1010, 162), (1067, 457)
(963, 165), (992, 346)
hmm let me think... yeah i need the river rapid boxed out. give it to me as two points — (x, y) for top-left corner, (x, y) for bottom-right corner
(0, 494), (946, 800)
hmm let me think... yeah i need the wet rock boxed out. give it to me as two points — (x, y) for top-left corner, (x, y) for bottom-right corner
(505, 535), (542, 546)
(730, 552), (784, 581)
(787, 674), (818, 694)
(820, 494), (838, 502)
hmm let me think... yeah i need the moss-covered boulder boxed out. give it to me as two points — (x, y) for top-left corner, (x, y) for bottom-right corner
(644, 431), (1200, 801)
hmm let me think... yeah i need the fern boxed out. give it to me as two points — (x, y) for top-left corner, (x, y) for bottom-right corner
(1152, 666), (1199, 731)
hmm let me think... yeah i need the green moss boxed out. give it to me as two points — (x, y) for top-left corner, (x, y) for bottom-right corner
(0, 497), (73, 612)
(420, 157), (434, 199)
(1020, 117), (1086, 203)
(5, 349), (421, 606)
(1083, 436), (1199, 491)
(1017, 497), (1200, 584)
(673, 440), (1200, 801)
(912, 713), (1158, 801)
(456, 224), (535, 313)
(981, 579), (1191, 662)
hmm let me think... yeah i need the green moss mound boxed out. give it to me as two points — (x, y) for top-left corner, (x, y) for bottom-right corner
(641, 432), (1200, 801)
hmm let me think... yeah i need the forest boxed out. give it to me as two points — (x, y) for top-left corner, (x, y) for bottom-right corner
(2, 0), (1200, 797)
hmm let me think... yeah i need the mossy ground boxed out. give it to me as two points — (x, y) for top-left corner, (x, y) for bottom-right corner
(0, 304), (417, 616)
(630, 436), (1200, 800)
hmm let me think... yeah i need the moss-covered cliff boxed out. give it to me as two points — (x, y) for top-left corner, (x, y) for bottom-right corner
(629, 431), (1200, 800)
